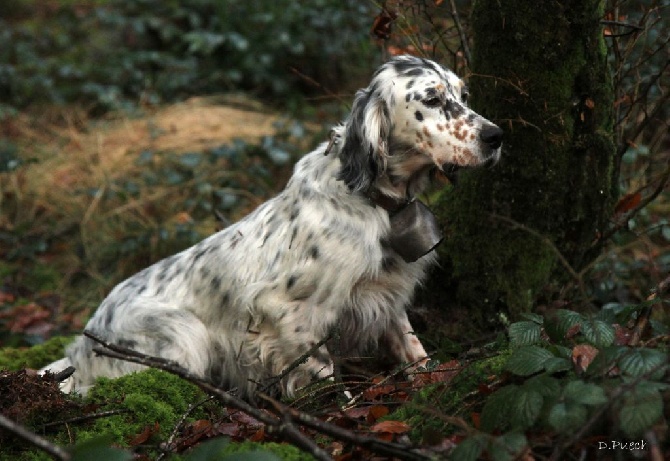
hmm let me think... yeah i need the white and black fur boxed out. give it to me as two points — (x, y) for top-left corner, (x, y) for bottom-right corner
(43, 55), (502, 397)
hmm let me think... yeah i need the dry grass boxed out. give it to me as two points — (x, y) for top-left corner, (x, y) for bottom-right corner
(1, 96), (308, 313)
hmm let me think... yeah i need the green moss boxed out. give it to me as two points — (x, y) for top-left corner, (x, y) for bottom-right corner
(0, 336), (73, 370)
(72, 368), (206, 447)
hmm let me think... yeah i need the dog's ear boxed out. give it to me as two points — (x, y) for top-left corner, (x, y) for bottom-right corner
(337, 88), (390, 192)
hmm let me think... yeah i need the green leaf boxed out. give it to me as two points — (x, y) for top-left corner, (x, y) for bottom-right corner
(525, 375), (561, 398)
(508, 321), (542, 347)
(545, 309), (582, 342)
(563, 381), (608, 406)
(450, 434), (488, 461)
(184, 438), (231, 461)
(586, 345), (627, 377)
(510, 387), (543, 429)
(70, 436), (132, 461)
(618, 348), (667, 379)
(505, 346), (554, 376)
(618, 382), (663, 437)
(519, 312), (544, 324)
(580, 318), (615, 347)
(480, 385), (518, 432)
(489, 432), (528, 461)
(548, 402), (587, 433)
(543, 357), (572, 373)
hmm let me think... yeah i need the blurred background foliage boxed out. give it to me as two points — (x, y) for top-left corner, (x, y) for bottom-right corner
(0, 0), (375, 115)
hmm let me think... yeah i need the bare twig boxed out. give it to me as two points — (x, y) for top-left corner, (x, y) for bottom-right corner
(449, 0), (471, 65)
(42, 409), (131, 429)
(0, 414), (71, 461)
(156, 396), (214, 461)
(257, 392), (430, 461)
(596, 162), (670, 245)
(630, 274), (670, 346)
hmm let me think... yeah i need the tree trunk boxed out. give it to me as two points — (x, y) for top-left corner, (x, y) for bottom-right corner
(434, 0), (616, 316)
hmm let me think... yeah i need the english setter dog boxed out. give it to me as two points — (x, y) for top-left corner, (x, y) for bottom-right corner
(43, 55), (502, 397)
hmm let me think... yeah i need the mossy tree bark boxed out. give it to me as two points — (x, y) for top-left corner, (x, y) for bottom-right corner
(434, 0), (616, 316)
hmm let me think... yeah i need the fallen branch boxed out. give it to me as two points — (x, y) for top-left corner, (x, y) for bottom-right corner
(0, 414), (71, 461)
(85, 331), (431, 461)
(257, 392), (429, 461)
(84, 331), (330, 461)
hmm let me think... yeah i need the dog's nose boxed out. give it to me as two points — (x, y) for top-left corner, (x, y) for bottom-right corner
(480, 124), (503, 150)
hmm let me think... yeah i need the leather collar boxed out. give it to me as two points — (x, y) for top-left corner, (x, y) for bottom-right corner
(366, 188), (410, 214)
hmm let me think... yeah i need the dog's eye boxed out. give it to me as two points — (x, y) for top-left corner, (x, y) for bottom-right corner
(423, 97), (442, 108)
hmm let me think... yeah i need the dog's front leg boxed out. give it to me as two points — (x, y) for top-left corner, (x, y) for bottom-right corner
(384, 310), (429, 371)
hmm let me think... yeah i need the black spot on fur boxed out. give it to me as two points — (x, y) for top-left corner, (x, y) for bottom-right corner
(444, 100), (465, 119)
(405, 93), (411, 102)
(288, 227), (297, 249)
(287, 275), (297, 290)
(210, 276), (221, 291)
(295, 326), (303, 333)
(220, 291), (229, 308)
(118, 338), (137, 349)
(193, 247), (207, 261)
(415, 110), (424, 121)
(406, 79), (415, 89)
(289, 208), (299, 221)
(104, 308), (114, 328)
(309, 245), (319, 259)
(405, 67), (425, 77)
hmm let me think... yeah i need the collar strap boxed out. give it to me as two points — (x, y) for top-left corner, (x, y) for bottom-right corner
(367, 188), (410, 214)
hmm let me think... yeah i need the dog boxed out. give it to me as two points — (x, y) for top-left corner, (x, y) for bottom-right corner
(42, 55), (502, 397)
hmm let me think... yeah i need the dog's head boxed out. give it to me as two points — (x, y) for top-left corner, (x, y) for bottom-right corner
(338, 55), (502, 195)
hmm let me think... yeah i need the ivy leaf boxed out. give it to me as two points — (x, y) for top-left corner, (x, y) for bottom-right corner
(548, 402), (587, 433)
(580, 318), (615, 347)
(508, 321), (542, 347)
(618, 381), (664, 437)
(618, 348), (667, 379)
(563, 380), (608, 406)
(505, 346), (554, 376)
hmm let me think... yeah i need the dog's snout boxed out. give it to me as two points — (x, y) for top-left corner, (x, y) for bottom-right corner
(480, 124), (503, 150)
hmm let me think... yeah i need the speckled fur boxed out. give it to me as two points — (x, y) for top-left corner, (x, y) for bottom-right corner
(43, 56), (502, 397)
